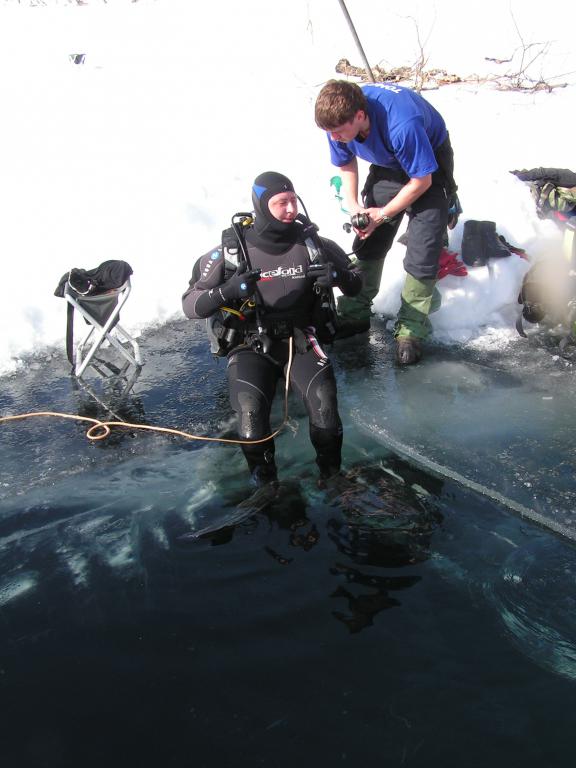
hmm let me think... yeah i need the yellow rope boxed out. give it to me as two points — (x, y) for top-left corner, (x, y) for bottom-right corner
(0, 338), (294, 445)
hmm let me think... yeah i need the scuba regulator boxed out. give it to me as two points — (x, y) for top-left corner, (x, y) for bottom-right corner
(343, 212), (370, 233)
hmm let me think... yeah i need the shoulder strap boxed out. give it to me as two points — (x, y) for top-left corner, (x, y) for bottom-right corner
(221, 226), (241, 258)
(296, 214), (325, 264)
(296, 215), (338, 341)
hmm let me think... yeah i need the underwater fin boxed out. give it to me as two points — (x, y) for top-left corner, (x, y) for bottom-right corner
(178, 482), (279, 541)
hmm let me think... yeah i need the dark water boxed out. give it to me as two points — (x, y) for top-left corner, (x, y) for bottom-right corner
(1, 320), (576, 768)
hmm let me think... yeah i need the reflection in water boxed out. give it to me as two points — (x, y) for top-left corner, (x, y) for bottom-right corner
(71, 363), (147, 444)
(252, 462), (441, 635)
(329, 562), (421, 634)
(176, 458), (440, 636)
(324, 462), (442, 633)
(263, 480), (320, 562)
(326, 462), (442, 564)
(176, 459), (440, 644)
(290, 523), (320, 552)
(263, 516), (319, 565)
(327, 516), (430, 634)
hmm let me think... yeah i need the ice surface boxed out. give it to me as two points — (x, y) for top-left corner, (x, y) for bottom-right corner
(334, 327), (576, 541)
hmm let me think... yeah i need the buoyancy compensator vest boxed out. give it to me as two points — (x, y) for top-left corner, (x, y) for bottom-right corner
(206, 213), (338, 355)
(205, 219), (254, 357)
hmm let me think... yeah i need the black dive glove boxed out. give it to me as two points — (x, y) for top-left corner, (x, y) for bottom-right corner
(308, 261), (358, 293)
(220, 263), (261, 301)
(194, 263), (261, 317)
(307, 262), (341, 289)
(447, 192), (462, 230)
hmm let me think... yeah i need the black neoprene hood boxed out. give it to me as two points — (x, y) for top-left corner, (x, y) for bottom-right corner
(250, 171), (299, 249)
(252, 171), (295, 227)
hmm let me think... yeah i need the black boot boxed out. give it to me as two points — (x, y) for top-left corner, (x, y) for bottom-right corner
(315, 440), (344, 490)
(461, 220), (488, 267)
(250, 462), (278, 489)
(238, 462), (279, 514)
(462, 220), (510, 267)
(244, 446), (278, 488)
(395, 337), (422, 366)
(481, 221), (511, 259)
(333, 318), (371, 340)
(312, 424), (343, 486)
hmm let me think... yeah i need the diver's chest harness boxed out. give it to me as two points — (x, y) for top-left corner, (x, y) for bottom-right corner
(207, 214), (337, 357)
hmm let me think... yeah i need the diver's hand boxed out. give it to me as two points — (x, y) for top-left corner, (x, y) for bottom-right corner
(220, 263), (261, 301)
(307, 262), (339, 289)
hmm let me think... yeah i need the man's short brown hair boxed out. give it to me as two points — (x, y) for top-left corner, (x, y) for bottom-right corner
(314, 80), (367, 130)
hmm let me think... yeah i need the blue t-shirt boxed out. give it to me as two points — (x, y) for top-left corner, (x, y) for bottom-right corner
(327, 83), (448, 178)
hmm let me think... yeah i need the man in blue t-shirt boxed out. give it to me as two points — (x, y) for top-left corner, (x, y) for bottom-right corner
(315, 79), (460, 364)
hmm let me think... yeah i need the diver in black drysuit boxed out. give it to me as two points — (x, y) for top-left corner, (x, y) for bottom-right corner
(182, 171), (361, 487)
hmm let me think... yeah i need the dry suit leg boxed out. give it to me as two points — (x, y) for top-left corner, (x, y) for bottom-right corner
(289, 343), (343, 478)
(227, 347), (281, 481)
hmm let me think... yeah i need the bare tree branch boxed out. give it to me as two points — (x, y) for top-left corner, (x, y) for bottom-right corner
(335, 9), (573, 94)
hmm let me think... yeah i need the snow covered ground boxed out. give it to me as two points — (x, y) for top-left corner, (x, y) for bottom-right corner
(0, 0), (574, 375)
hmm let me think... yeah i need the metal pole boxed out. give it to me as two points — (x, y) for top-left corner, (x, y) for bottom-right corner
(337, 0), (376, 83)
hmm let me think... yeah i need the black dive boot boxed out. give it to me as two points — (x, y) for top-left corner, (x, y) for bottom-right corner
(250, 462), (278, 489)
(234, 454), (279, 515)
(244, 447), (278, 489)
(312, 427), (344, 489)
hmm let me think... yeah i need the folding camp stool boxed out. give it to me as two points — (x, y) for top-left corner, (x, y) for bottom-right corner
(64, 278), (142, 378)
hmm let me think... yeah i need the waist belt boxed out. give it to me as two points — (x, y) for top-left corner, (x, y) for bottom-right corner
(366, 133), (457, 194)
(266, 318), (294, 339)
